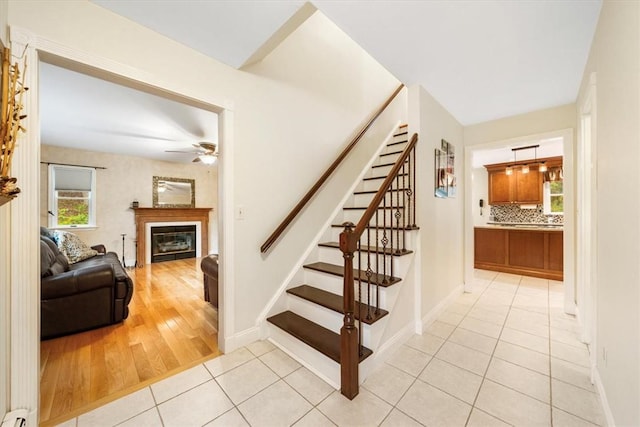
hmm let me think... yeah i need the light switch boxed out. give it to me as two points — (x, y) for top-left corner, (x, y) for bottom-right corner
(236, 205), (245, 220)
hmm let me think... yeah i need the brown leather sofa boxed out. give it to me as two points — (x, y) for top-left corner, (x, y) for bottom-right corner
(40, 230), (134, 340)
(201, 254), (218, 308)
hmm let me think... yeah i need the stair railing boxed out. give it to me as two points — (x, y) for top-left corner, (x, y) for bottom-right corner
(260, 84), (405, 254)
(339, 132), (418, 399)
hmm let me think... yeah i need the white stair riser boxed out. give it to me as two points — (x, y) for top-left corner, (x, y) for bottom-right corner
(328, 228), (415, 249)
(268, 324), (340, 388)
(302, 269), (398, 309)
(352, 192), (406, 208)
(318, 247), (404, 273)
(342, 208), (410, 225)
(287, 297), (377, 348)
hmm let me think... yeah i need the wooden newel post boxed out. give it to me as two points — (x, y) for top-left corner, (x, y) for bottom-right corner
(339, 222), (359, 399)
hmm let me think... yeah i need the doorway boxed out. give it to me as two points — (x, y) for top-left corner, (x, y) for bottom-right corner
(463, 128), (575, 314)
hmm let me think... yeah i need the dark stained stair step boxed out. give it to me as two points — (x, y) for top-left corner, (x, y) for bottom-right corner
(372, 161), (408, 169)
(304, 262), (401, 287)
(380, 150), (403, 157)
(393, 131), (408, 137)
(363, 173), (408, 181)
(344, 206), (406, 210)
(331, 224), (420, 231)
(267, 311), (373, 363)
(287, 285), (388, 325)
(387, 140), (408, 147)
(318, 242), (412, 257)
(353, 188), (408, 195)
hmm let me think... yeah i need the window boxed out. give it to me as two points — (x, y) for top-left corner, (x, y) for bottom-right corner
(48, 165), (96, 228)
(544, 180), (563, 215)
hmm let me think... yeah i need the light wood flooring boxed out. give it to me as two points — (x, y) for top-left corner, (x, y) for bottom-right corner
(39, 258), (220, 426)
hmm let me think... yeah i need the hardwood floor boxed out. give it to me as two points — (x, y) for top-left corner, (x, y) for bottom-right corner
(39, 258), (220, 426)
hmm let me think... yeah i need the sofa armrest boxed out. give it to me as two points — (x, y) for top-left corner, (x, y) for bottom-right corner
(41, 264), (115, 299)
(91, 244), (107, 254)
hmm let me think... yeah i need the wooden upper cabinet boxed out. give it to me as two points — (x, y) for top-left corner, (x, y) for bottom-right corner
(488, 171), (512, 204)
(514, 168), (543, 204)
(485, 156), (561, 205)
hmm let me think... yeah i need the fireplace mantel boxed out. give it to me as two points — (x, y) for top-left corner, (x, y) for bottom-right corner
(133, 207), (213, 266)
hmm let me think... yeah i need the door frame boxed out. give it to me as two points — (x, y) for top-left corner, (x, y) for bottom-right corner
(463, 128), (575, 314)
(7, 26), (236, 424)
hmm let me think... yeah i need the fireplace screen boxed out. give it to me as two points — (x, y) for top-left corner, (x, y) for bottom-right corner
(151, 225), (196, 263)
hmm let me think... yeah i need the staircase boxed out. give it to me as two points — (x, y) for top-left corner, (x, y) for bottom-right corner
(267, 125), (419, 398)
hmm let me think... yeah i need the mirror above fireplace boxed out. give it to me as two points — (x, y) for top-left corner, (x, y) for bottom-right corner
(153, 176), (195, 208)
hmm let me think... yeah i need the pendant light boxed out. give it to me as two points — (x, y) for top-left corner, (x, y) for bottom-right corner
(521, 164), (530, 174)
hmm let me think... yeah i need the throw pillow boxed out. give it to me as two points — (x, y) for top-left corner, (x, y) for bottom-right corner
(53, 230), (98, 264)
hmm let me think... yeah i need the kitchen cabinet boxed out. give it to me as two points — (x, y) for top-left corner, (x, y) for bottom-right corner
(474, 226), (563, 280)
(487, 166), (543, 205)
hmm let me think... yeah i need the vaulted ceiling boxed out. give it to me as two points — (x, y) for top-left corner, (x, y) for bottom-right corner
(41, 1), (602, 163)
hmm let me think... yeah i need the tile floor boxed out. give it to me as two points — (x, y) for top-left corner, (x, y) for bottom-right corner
(57, 270), (605, 426)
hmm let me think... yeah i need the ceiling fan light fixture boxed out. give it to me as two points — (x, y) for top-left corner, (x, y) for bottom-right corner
(198, 154), (217, 165)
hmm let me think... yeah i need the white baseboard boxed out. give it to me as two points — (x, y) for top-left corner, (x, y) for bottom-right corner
(371, 321), (416, 367)
(223, 326), (261, 353)
(592, 367), (615, 427)
(421, 284), (464, 329)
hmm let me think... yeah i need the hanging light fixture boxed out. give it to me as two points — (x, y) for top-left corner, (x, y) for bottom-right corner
(521, 164), (530, 174)
(505, 165), (513, 176)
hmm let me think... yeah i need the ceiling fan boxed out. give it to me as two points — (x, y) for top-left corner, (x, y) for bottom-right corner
(165, 142), (218, 164)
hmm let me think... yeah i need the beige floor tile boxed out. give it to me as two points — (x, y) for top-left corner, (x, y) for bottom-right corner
(456, 292), (481, 306)
(475, 380), (551, 426)
(493, 341), (550, 375)
(204, 408), (249, 427)
(56, 419), (77, 427)
(550, 315), (581, 333)
(474, 269), (498, 280)
(437, 310), (465, 326)
(157, 381), (234, 427)
(485, 357), (550, 403)
(406, 333), (445, 355)
(478, 290), (515, 306)
(552, 379), (605, 426)
(459, 316), (503, 339)
(386, 344), (432, 377)
(467, 408), (511, 427)
(118, 408), (163, 427)
(467, 306), (508, 325)
(435, 341), (491, 375)
(78, 388), (155, 427)
(494, 272), (522, 285)
(362, 363), (415, 405)
(284, 367), (335, 406)
(448, 327), (498, 355)
(259, 347), (301, 377)
(215, 358), (279, 404)
(550, 341), (590, 368)
(507, 306), (549, 326)
(237, 380), (312, 427)
(150, 364), (212, 404)
(512, 294), (549, 314)
(419, 358), (483, 404)
(550, 358), (595, 392)
(246, 339), (276, 357)
(500, 327), (550, 354)
(293, 408), (335, 427)
(318, 389), (392, 427)
(397, 380), (471, 426)
(380, 409), (423, 427)
(550, 326), (585, 348)
(204, 347), (255, 377)
(447, 302), (473, 316)
(552, 407), (601, 427)
(504, 313), (550, 338)
(488, 282), (519, 295)
(425, 320), (456, 339)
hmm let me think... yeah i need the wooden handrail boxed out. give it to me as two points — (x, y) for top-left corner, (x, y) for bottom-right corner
(260, 83), (405, 253)
(353, 133), (418, 238)
(338, 132), (418, 399)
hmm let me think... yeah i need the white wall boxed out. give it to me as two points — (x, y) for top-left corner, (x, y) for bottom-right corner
(577, 1), (640, 425)
(7, 1), (400, 342)
(408, 85), (465, 319)
(40, 145), (218, 261)
(472, 167), (489, 226)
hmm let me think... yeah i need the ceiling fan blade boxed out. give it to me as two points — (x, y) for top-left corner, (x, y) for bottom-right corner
(192, 157), (201, 163)
(198, 142), (217, 152)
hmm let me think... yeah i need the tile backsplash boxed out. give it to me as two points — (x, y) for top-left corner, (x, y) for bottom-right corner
(490, 204), (563, 224)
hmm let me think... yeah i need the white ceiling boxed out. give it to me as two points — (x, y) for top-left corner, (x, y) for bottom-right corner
(40, 62), (218, 164)
(472, 137), (564, 168)
(41, 1), (601, 164)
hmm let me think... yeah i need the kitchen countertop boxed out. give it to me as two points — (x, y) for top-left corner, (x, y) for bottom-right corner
(477, 222), (564, 232)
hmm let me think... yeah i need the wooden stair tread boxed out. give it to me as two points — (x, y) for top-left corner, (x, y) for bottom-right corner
(318, 242), (413, 257)
(380, 150), (403, 157)
(353, 188), (408, 195)
(287, 285), (388, 324)
(267, 311), (373, 363)
(331, 224), (420, 231)
(304, 262), (401, 287)
(363, 173), (408, 181)
(387, 140), (408, 147)
(344, 206), (406, 210)
(393, 131), (408, 137)
(372, 160), (408, 169)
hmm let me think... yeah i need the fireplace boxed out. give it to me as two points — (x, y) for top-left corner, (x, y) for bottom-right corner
(151, 225), (196, 263)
